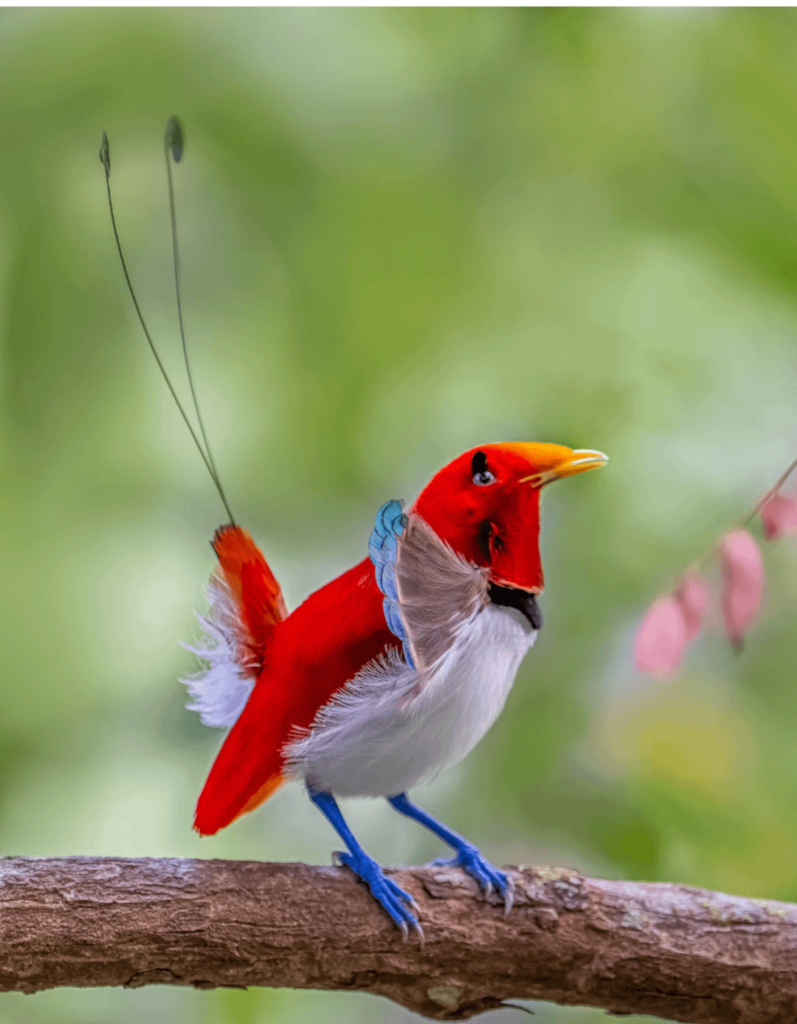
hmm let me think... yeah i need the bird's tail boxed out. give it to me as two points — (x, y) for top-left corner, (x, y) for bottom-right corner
(193, 691), (288, 836)
(181, 524), (287, 730)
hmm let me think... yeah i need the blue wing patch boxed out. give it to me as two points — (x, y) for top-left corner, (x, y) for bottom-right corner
(369, 500), (415, 668)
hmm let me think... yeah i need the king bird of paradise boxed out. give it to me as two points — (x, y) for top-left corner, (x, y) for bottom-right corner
(100, 117), (608, 939)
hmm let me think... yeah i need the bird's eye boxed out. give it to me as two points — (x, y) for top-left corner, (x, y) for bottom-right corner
(471, 451), (497, 486)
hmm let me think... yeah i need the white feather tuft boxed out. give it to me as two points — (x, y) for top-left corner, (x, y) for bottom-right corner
(180, 577), (257, 729)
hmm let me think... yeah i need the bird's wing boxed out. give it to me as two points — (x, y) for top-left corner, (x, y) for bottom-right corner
(369, 504), (488, 673)
(396, 513), (489, 670)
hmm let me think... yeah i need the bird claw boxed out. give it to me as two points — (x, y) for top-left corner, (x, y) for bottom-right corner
(395, 916), (426, 947)
(397, 888), (421, 916)
(335, 849), (422, 937)
(432, 845), (513, 912)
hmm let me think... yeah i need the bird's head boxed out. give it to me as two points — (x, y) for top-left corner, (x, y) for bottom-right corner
(413, 442), (608, 593)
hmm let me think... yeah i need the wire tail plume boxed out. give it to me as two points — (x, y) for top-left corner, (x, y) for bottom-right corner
(99, 121), (236, 525)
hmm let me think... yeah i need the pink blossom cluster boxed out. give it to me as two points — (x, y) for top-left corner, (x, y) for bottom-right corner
(635, 490), (797, 677)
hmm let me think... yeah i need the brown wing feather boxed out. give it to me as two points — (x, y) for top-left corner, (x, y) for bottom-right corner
(395, 514), (488, 671)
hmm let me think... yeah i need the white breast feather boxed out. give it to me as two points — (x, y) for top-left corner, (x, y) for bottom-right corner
(285, 603), (537, 797)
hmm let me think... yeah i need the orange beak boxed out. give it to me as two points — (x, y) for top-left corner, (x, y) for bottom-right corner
(498, 442), (609, 488)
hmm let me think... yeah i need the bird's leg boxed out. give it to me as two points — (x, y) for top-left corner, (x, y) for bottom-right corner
(387, 792), (513, 911)
(307, 785), (422, 939)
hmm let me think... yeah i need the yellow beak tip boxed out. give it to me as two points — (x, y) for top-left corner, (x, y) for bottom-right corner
(570, 449), (609, 470)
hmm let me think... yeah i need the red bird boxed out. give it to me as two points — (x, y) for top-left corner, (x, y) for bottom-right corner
(184, 442), (607, 934)
(98, 119), (608, 937)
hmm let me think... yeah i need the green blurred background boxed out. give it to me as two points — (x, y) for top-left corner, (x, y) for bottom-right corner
(3, 7), (797, 1023)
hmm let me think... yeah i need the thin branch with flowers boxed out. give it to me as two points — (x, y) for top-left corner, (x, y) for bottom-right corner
(635, 455), (797, 676)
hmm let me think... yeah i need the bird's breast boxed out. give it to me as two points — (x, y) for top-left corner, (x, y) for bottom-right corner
(285, 601), (537, 798)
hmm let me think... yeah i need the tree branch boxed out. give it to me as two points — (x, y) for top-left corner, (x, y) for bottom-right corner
(1, 857), (796, 1022)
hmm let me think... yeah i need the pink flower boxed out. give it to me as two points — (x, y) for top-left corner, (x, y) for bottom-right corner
(719, 530), (764, 651)
(636, 568), (711, 677)
(635, 595), (689, 677)
(675, 569), (710, 641)
(761, 493), (797, 540)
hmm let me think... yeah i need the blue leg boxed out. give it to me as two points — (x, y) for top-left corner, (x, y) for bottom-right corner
(387, 792), (513, 912)
(308, 786), (422, 939)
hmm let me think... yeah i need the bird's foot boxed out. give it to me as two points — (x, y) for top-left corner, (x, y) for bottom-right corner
(334, 849), (423, 941)
(432, 844), (513, 913)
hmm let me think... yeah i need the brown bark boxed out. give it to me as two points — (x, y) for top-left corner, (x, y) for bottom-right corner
(1, 857), (796, 1022)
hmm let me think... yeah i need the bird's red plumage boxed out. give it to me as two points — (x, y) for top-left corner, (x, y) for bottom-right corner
(193, 556), (396, 835)
(193, 442), (607, 835)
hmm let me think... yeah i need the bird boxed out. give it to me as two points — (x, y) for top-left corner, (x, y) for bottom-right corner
(184, 441), (608, 936)
(97, 117), (607, 937)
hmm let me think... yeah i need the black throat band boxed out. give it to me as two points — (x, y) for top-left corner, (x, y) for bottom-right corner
(488, 583), (543, 630)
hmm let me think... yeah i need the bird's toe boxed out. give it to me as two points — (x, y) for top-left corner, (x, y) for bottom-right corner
(336, 850), (421, 935)
(383, 873), (420, 913)
(433, 845), (513, 912)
